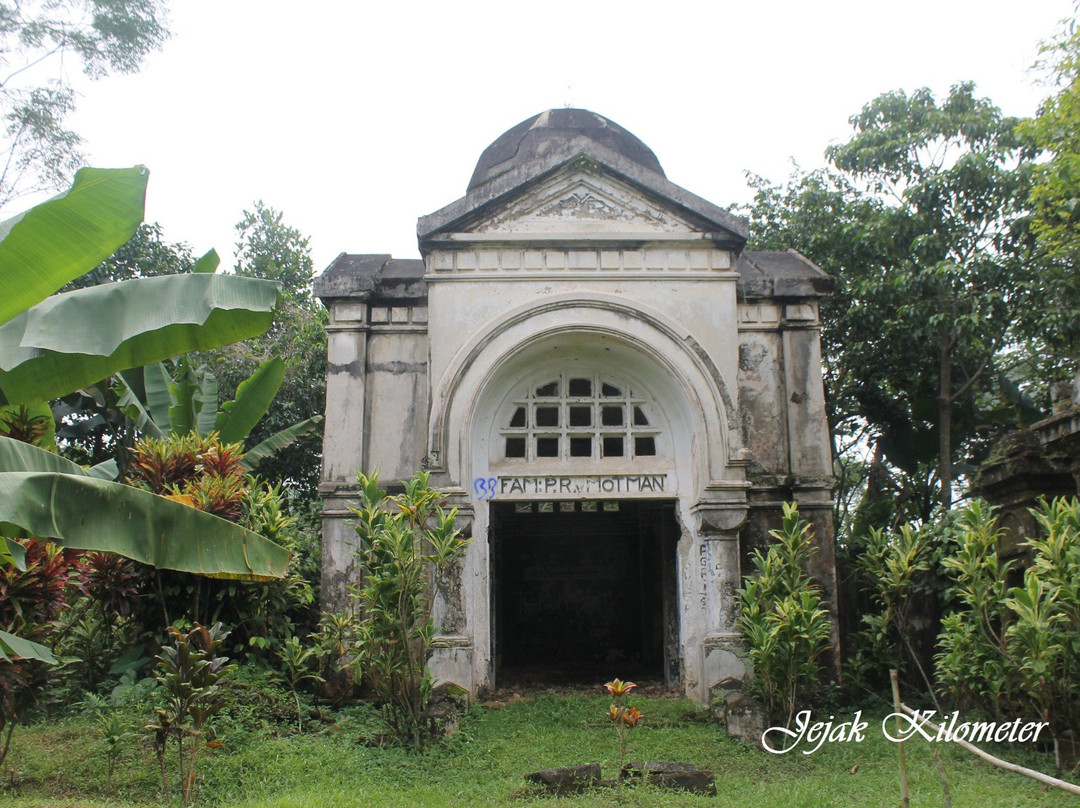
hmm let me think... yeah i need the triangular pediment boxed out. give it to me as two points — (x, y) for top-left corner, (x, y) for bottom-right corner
(467, 171), (698, 235)
(418, 140), (749, 248)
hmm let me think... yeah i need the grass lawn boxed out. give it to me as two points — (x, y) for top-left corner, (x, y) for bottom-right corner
(3, 689), (1077, 807)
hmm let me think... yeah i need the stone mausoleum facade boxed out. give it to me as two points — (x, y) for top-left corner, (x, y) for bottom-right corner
(315, 110), (837, 702)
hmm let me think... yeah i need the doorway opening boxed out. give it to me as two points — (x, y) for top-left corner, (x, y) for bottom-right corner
(490, 499), (679, 687)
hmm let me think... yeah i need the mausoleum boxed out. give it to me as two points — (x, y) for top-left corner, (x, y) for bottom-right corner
(315, 109), (837, 702)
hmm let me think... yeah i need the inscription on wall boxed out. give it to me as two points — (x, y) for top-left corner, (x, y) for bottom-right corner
(473, 473), (674, 501)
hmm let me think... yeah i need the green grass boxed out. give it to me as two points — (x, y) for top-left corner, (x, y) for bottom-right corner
(3, 690), (1077, 807)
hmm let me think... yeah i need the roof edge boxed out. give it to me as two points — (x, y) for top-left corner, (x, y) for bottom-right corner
(737, 249), (834, 298)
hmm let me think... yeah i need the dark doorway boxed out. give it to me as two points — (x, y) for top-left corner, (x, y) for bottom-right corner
(490, 499), (679, 687)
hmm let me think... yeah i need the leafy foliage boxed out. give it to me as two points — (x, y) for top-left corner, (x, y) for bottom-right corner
(936, 498), (1080, 768)
(0, 538), (78, 765)
(852, 519), (953, 698)
(737, 503), (832, 726)
(146, 623), (234, 804)
(1020, 15), (1080, 368)
(82, 691), (137, 795)
(122, 432), (316, 649)
(204, 201), (327, 498)
(348, 470), (469, 748)
(276, 635), (323, 732)
(114, 354), (322, 472)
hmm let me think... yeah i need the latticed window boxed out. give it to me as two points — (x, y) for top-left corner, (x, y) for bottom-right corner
(500, 372), (661, 461)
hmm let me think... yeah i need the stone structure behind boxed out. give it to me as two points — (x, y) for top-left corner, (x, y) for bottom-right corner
(973, 373), (1080, 569)
(316, 109), (837, 701)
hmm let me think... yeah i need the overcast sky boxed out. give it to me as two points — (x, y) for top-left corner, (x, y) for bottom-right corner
(64, 0), (1076, 274)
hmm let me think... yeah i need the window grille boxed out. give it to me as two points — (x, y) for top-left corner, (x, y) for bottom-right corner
(500, 372), (661, 462)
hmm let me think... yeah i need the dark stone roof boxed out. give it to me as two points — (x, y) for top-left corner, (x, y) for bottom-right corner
(314, 254), (426, 302)
(737, 250), (833, 298)
(469, 109), (664, 191)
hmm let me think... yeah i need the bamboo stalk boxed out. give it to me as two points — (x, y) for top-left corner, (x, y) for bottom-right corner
(890, 670), (910, 808)
(932, 749), (952, 808)
(898, 704), (1080, 797)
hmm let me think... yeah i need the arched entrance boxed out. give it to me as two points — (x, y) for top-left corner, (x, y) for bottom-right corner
(426, 299), (749, 698)
(468, 343), (691, 687)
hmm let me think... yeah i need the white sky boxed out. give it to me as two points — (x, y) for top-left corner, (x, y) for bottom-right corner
(63, 0), (1076, 274)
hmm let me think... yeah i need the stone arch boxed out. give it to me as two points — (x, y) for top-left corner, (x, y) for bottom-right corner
(428, 292), (740, 494)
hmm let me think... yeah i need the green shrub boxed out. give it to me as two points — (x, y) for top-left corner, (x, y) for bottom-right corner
(348, 470), (469, 748)
(936, 498), (1080, 767)
(738, 502), (832, 727)
(146, 622), (234, 804)
(125, 433), (316, 657)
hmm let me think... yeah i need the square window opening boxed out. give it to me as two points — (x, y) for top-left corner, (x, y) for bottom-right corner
(602, 436), (624, 457)
(535, 406), (559, 427)
(570, 437), (592, 457)
(601, 406), (624, 426)
(569, 406), (592, 427)
(568, 378), (592, 396)
(536, 437), (559, 457)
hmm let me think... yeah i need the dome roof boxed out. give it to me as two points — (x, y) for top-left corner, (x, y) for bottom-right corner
(467, 109), (665, 191)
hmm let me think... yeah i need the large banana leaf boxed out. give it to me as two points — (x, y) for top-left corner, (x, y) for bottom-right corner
(243, 415), (323, 471)
(0, 437), (288, 580)
(0, 274), (280, 405)
(143, 361), (174, 434)
(0, 629), (56, 664)
(216, 357), (286, 444)
(0, 167), (148, 328)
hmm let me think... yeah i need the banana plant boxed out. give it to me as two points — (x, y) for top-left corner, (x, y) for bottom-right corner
(115, 355), (322, 472)
(0, 167), (291, 663)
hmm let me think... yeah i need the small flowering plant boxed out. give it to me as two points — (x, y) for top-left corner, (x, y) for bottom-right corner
(604, 678), (643, 782)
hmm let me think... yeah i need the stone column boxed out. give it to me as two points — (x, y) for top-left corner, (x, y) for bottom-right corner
(319, 296), (369, 613)
(428, 497), (477, 692)
(692, 499), (749, 702)
(781, 302), (840, 674)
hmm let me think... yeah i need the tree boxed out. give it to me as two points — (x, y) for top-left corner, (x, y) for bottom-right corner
(1020, 12), (1080, 372)
(747, 83), (1038, 520)
(0, 167), (290, 660)
(205, 201), (327, 498)
(0, 1), (170, 207)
